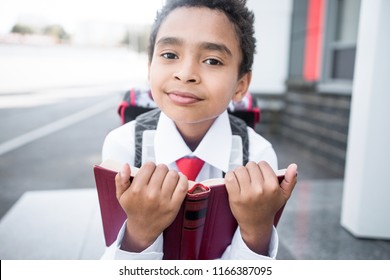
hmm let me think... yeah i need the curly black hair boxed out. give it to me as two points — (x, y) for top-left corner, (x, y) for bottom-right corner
(148, 0), (256, 77)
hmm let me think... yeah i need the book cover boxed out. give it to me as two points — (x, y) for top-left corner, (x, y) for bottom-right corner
(93, 159), (286, 259)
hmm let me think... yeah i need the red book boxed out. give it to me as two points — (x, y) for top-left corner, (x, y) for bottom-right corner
(93, 159), (286, 260)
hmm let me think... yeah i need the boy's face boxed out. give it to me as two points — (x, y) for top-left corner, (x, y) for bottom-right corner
(148, 7), (251, 129)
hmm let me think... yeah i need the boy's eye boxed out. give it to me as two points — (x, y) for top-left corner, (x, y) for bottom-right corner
(204, 58), (222, 66)
(161, 53), (178, 59)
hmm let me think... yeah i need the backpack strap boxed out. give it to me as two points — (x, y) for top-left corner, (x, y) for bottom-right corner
(134, 109), (249, 168)
(134, 108), (161, 167)
(228, 114), (249, 166)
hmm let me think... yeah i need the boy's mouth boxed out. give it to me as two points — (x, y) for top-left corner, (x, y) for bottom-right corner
(167, 91), (203, 105)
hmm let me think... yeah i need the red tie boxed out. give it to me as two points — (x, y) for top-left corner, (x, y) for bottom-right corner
(176, 157), (205, 181)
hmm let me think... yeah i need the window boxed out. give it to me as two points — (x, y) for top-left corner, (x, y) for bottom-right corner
(321, 0), (361, 92)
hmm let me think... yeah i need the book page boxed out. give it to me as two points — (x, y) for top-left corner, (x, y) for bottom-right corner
(100, 159), (286, 191)
(100, 159), (139, 175)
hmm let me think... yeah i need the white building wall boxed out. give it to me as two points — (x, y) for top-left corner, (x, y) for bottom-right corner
(247, 0), (293, 94)
(341, 0), (390, 239)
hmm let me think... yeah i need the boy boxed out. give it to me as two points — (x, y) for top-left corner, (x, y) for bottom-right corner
(101, 0), (297, 259)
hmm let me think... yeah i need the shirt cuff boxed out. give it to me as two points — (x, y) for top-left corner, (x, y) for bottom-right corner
(221, 226), (278, 260)
(100, 221), (164, 260)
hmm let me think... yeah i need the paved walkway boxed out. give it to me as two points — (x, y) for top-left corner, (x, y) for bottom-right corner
(266, 133), (390, 259)
(0, 189), (105, 259)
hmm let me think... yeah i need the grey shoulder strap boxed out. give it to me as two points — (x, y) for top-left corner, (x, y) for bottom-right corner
(228, 114), (249, 166)
(134, 108), (161, 167)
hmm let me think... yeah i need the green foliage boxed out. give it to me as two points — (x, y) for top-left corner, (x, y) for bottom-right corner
(43, 24), (71, 41)
(11, 24), (34, 35)
(121, 25), (151, 53)
(10, 23), (71, 42)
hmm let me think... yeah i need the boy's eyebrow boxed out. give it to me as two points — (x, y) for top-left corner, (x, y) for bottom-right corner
(156, 36), (232, 57)
(200, 42), (232, 57)
(156, 36), (182, 47)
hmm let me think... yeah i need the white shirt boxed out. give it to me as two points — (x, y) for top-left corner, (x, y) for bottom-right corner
(101, 110), (279, 260)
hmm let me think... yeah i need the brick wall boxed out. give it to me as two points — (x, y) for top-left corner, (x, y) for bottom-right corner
(255, 91), (351, 176)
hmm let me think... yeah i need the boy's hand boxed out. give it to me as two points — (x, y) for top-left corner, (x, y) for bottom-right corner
(225, 161), (297, 255)
(115, 162), (188, 252)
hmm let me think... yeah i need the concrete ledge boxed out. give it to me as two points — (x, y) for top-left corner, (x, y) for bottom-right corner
(0, 189), (105, 259)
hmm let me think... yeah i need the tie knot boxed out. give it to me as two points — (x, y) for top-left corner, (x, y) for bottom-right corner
(176, 157), (205, 181)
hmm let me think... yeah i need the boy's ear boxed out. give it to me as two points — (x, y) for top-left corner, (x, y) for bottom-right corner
(232, 71), (252, 102)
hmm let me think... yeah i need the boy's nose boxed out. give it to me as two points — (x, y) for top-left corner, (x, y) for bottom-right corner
(173, 60), (200, 84)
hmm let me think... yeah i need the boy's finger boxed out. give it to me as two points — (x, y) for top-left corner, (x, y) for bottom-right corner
(224, 170), (240, 196)
(161, 170), (181, 199)
(170, 173), (189, 205)
(257, 161), (279, 187)
(148, 163), (169, 191)
(115, 163), (131, 200)
(121, 163), (132, 185)
(246, 161), (264, 187)
(132, 161), (156, 191)
(280, 163), (298, 197)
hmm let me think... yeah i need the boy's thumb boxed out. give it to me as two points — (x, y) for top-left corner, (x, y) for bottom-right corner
(280, 163), (298, 197)
(115, 163), (131, 200)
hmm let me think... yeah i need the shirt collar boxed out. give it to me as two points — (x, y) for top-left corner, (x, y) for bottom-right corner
(154, 111), (232, 172)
